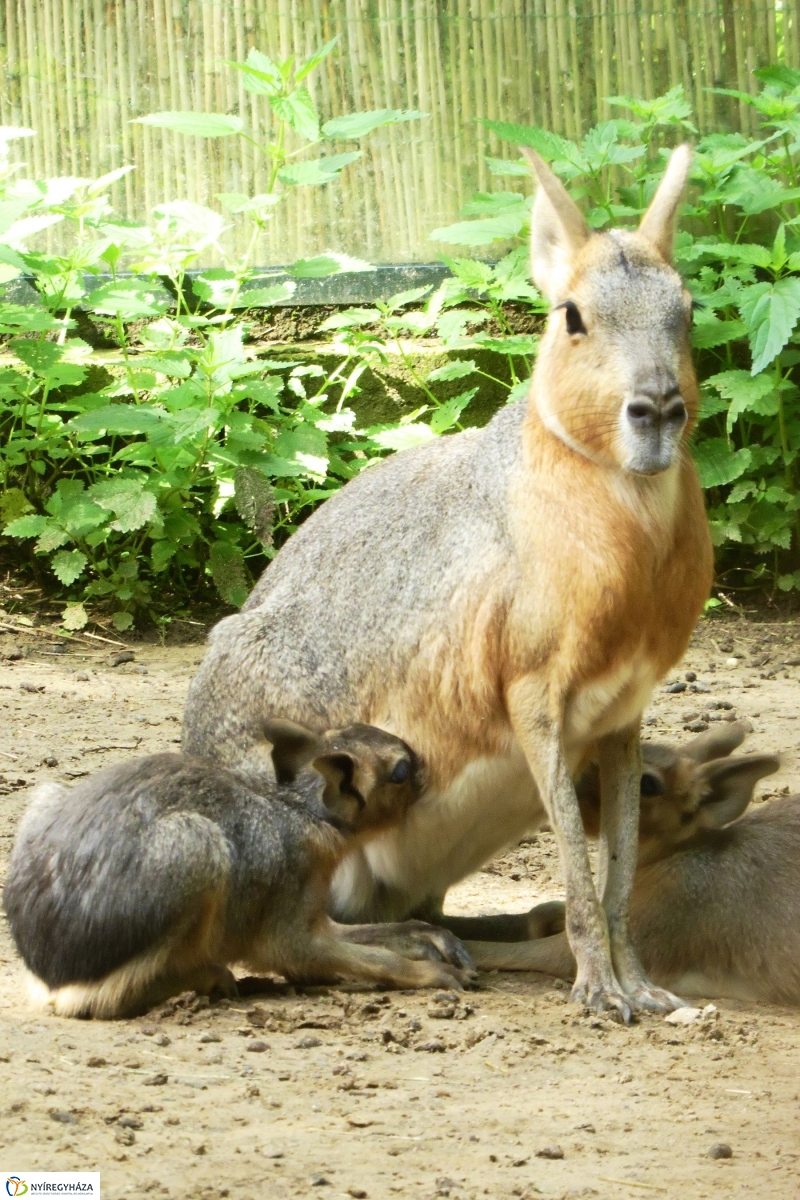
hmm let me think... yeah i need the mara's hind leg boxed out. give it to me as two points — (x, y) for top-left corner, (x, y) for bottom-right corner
(139, 884), (236, 1010)
(45, 886), (232, 1019)
(333, 920), (474, 970)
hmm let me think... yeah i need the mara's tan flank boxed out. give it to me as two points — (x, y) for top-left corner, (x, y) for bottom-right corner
(183, 145), (713, 1021)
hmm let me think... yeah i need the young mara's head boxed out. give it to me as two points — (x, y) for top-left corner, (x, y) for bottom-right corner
(528, 145), (696, 477)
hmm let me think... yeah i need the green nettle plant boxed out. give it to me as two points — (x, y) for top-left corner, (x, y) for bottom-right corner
(4, 56), (800, 630)
(0, 41), (540, 631)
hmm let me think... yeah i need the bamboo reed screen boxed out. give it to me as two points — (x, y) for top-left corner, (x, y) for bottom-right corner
(2, 1), (799, 265)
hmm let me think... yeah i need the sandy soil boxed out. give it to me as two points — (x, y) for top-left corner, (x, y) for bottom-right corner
(1, 616), (799, 1200)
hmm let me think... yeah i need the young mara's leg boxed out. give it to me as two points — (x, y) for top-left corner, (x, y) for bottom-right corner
(597, 729), (682, 1013)
(431, 901), (566, 944)
(259, 923), (474, 991)
(333, 921), (474, 970)
(462, 932), (576, 977)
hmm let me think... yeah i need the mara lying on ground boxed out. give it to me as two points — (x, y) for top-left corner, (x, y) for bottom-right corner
(451, 723), (800, 1006)
(3, 720), (475, 1018)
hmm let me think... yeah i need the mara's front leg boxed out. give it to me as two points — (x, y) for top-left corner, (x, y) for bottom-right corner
(507, 677), (631, 1021)
(597, 728), (682, 1013)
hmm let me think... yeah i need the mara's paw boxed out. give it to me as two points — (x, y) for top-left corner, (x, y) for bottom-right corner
(571, 978), (633, 1025)
(417, 960), (478, 991)
(395, 921), (475, 971)
(625, 981), (685, 1014)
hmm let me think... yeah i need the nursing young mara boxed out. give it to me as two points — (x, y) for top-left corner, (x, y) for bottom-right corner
(184, 145), (713, 1021)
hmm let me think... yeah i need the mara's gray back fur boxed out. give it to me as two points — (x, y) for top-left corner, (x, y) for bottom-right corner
(4, 755), (341, 991)
(184, 402), (523, 774)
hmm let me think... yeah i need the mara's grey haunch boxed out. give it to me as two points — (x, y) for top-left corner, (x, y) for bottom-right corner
(183, 145), (713, 1022)
(4, 720), (474, 1019)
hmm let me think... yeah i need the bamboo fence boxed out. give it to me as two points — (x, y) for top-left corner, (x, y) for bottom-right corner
(1, 1), (799, 265)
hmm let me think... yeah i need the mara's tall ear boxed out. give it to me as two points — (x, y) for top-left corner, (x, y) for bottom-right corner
(638, 144), (692, 263)
(681, 719), (752, 764)
(311, 751), (364, 827)
(264, 717), (323, 785)
(695, 753), (780, 830)
(523, 146), (589, 302)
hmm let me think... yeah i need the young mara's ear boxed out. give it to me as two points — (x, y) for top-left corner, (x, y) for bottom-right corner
(522, 146), (589, 302)
(311, 751), (364, 827)
(695, 753), (780, 830)
(681, 718), (752, 764)
(638, 144), (692, 263)
(264, 717), (323, 785)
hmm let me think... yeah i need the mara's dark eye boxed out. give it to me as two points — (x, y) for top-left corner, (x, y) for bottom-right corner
(563, 300), (587, 336)
(390, 759), (410, 784)
(640, 772), (664, 797)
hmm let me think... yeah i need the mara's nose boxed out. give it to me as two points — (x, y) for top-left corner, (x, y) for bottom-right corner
(626, 382), (686, 431)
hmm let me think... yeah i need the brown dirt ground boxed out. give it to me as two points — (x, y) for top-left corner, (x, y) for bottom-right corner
(1, 617), (799, 1200)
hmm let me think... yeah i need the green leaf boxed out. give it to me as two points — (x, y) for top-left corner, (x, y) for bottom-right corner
(289, 252), (373, 278)
(208, 541), (250, 608)
(274, 421), (328, 465)
(133, 112), (244, 138)
(429, 212), (526, 245)
(0, 305), (64, 334)
(69, 405), (164, 435)
(88, 279), (168, 319)
(270, 87), (320, 142)
(35, 525), (71, 552)
(507, 377), (532, 404)
(479, 120), (569, 161)
(11, 339), (63, 376)
(753, 65), (800, 92)
(679, 242), (772, 267)
(295, 36), (340, 83)
(485, 156), (530, 176)
(693, 438), (753, 488)
(151, 540), (177, 572)
(288, 255), (341, 279)
(697, 390), (729, 421)
(475, 334), (538, 355)
(135, 355), (192, 379)
(3, 513), (48, 538)
(444, 257), (494, 290)
(426, 359), (477, 383)
(0, 487), (33, 526)
(739, 277), (800, 374)
(111, 611), (134, 631)
(704, 370), (776, 432)
(89, 478), (157, 533)
(429, 388), (478, 434)
(322, 109), (423, 138)
(277, 153), (361, 187)
(51, 549), (88, 585)
(226, 49), (282, 95)
(460, 192), (527, 217)
(384, 286), (433, 311)
(62, 602), (88, 631)
(233, 282), (296, 307)
(691, 319), (746, 350)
